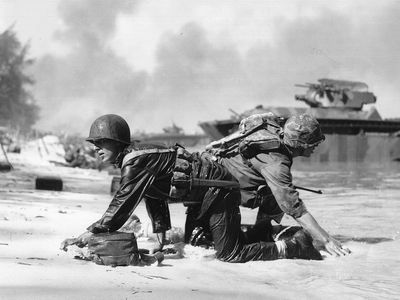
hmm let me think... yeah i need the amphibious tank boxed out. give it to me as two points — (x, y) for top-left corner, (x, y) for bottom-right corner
(199, 79), (400, 163)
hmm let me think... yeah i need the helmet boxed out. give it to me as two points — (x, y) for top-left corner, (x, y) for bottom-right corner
(283, 114), (325, 149)
(86, 114), (131, 145)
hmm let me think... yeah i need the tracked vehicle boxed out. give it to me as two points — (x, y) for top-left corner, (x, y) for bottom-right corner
(199, 79), (400, 163)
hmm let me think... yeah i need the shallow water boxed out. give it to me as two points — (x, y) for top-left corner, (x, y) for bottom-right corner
(277, 162), (400, 299)
(163, 161), (400, 299)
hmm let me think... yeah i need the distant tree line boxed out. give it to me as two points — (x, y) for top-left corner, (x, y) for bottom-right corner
(0, 27), (39, 132)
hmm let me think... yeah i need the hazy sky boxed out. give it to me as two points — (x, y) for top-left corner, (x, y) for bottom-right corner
(1, 0), (400, 134)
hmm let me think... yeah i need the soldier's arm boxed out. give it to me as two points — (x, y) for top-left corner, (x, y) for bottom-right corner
(87, 156), (154, 234)
(295, 212), (350, 256)
(251, 153), (350, 256)
(251, 153), (307, 218)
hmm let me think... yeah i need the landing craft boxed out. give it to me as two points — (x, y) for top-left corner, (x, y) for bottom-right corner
(199, 79), (400, 163)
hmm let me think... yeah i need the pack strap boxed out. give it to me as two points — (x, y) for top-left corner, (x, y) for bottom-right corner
(122, 148), (176, 168)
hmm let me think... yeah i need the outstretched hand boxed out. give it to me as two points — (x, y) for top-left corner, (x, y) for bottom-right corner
(295, 212), (351, 257)
(60, 238), (79, 251)
(322, 236), (351, 257)
(60, 231), (93, 252)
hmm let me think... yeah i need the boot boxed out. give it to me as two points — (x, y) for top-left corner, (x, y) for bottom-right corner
(139, 251), (164, 265)
(189, 227), (214, 248)
(285, 230), (322, 260)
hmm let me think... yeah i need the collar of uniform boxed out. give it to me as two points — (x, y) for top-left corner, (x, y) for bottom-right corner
(115, 144), (133, 168)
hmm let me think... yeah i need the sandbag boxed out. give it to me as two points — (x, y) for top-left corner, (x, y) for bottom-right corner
(35, 175), (63, 191)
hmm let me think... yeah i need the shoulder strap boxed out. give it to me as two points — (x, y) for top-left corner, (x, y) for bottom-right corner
(122, 148), (176, 169)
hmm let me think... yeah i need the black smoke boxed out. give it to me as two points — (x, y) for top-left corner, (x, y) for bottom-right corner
(32, 1), (400, 134)
(33, 0), (146, 134)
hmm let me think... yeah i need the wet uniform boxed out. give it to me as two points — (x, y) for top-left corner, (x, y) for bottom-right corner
(87, 144), (175, 234)
(218, 145), (308, 224)
(177, 151), (285, 262)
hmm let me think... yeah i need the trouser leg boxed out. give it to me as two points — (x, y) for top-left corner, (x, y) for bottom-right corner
(209, 190), (280, 263)
(254, 187), (284, 224)
(241, 219), (274, 244)
(184, 205), (203, 243)
(144, 197), (171, 233)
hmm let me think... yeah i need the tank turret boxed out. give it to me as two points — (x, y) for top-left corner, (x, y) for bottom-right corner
(295, 78), (376, 110)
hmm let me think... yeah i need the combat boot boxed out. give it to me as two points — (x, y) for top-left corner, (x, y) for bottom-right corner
(285, 230), (322, 260)
(190, 227), (214, 248)
(139, 251), (164, 265)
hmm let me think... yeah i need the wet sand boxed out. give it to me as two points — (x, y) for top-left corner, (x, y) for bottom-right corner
(1, 153), (399, 299)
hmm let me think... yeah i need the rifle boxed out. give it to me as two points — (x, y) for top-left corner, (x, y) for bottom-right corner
(173, 177), (240, 189)
(294, 185), (322, 194)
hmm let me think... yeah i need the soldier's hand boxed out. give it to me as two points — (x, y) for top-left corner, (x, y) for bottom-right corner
(60, 231), (93, 251)
(76, 231), (93, 246)
(323, 236), (351, 257)
(60, 238), (79, 251)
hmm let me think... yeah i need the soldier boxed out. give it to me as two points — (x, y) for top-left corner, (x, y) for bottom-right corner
(215, 113), (350, 257)
(61, 114), (323, 262)
(60, 114), (172, 253)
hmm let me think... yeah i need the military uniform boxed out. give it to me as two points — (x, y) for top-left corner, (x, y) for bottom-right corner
(177, 151), (286, 262)
(211, 113), (325, 225)
(218, 145), (308, 224)
(84, 114), (322, 262)
(87, 143), (174, 234)
(87, 144), (288, 262)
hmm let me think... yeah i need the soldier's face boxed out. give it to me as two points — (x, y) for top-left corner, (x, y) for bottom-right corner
(301, 145), (317, 157)
(93, 139), (121, 163)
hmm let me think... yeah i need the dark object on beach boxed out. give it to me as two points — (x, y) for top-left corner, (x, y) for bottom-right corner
(35, 175), (63, 191)
(0, 139), (13, 170)
(0, 162), (12, 171)
(88, 231), (164, 267)
(110, 176), (121, 194)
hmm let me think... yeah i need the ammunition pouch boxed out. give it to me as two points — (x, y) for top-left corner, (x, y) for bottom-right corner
(169, 147), (239, 206)
(169, 147), (196, 205)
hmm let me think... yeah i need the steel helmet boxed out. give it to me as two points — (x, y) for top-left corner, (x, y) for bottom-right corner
(283, 114), (325, 149)
(86, 114), (131, 145)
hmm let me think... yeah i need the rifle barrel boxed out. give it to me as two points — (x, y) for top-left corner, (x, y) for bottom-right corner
(294, 185), (322, 194)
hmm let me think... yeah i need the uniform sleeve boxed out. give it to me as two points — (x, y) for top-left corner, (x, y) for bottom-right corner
(250, 152), (307, 218)
(87, 156), (155, 233)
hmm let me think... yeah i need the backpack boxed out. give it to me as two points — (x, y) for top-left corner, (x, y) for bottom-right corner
(87, 231), (163, 267)
(206, 112), (285, 159)
(88, 232), (140, 266)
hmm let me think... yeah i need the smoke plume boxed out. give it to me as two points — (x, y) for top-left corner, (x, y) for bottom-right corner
(32, 1), (400, 135)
